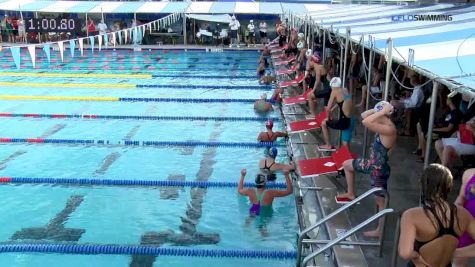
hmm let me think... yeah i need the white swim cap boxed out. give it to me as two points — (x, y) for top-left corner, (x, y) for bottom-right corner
(305, 49), (313, 58)
(298, 33), (304, 39)
(374, 101), (393, 114)
(330, 77), (342, 88)
(231, 15), (236, 20)
(250, 20), (253, 23)
(297, 41), (304, 49)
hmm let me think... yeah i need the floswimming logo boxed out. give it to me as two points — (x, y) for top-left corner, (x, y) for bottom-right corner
(391, 14), (453, 22)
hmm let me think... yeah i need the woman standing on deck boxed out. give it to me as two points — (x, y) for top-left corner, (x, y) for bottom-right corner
(399, 164), (475, 267)
(337, 101), (396, 237)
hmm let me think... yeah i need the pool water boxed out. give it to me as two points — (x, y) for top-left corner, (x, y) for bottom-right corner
(0, 49), (298, 266)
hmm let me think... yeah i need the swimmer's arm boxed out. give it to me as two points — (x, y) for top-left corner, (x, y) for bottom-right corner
(361, 109), (376, 119)
(325, 90), (336, 112)
(398, 210), (424, 262)
(313, 68), (321, 91)
(362, 109), (396, 136)
(269, 172), (293, 198)
(433, 124), (454, 133)
(274, 131), (288, 138)
(238, 169), (250, 196)
(455, 170), (470, 206)
(257, 133), (263, 141)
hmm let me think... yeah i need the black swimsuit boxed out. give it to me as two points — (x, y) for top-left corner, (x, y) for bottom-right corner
(407, 204), (459, 267)
(261, 159), (277, 181)
(327, 100), (351, 130)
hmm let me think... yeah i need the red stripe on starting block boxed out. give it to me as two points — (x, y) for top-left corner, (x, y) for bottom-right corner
(0, 113), (13, 117)
(27, 138), (45, 143)
(0, 177), (12, 183)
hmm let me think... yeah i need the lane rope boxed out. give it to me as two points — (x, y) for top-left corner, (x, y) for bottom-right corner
(0, 244), (296, 259)
(0, 177), (288, 189)
(0, 138), (283, 148)
(0, 95), (257, 103)
(0, 72), (151, 79)
(0, 113), (280, 122)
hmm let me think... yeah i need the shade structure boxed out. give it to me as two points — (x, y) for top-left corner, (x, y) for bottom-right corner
(304, 3), (475, 96)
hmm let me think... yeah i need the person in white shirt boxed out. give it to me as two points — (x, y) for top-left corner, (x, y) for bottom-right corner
(391, 75), (425, 135)
(16, 19), (26, 43)
(247, 20), (256, 47)
(259, 21), (267, 45)
(97, 19), (108, 35)
(229, 15), (240, 48)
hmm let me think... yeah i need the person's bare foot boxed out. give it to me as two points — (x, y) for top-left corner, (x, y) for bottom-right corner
(363, 229), (382, 238)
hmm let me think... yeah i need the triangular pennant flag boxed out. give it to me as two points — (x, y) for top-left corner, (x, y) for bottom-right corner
(58, 41), (64, 62)
(27, 45), (36, 68)
(112, 32), (117, 47)
(98, 34), (102, 51)
(104, 33), (109, 49)
(79, 38), (84, 56)
(10, 47), (21, 69)
(117, 31), (122, 45)
(133, 27), (138, 44)
(124, 30), (128, 44)
(43, 43), (51, 64)
(69, 39), (76, 57)
(89, 36), (95, 53)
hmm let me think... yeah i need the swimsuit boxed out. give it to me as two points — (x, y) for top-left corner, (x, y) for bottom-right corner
(407, 204), (458, 267)
(249, 189), (272, 216)
(327, 100), (351, 130)
(353, 133), (390, 195)
(458, 174), (475, 248)
(261, 159), (277, 181)
(312, 75), (331, 105)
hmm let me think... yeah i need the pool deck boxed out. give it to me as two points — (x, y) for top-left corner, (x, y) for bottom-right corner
(277, 70), (466, 266)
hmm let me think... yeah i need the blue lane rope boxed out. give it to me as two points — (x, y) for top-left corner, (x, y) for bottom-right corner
(1, 177), (288, 189)
(118, 97), (257, 103)
(136, 84), (271, 90)
(151, 75), (257, 79)
(0, 244), (296, 259)
(0, 113), (280, 122)
(0, 138), (283, 148)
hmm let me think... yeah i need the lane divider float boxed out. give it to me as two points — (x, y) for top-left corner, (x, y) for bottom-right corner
(0, 177), (287, 188)
(0, 244), (296, 259)
(0, 95), (257, 103)
(0, 138), (283, 148)
(0, 113), (280, 122)
(0, 72), (152, 79)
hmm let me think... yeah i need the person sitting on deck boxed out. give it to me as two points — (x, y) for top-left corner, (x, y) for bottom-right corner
(238, 168), (293, 217)
(254, 93), (273, 113)
(454, 168), (475, 267)
(337, 101), (397, 238)
(319, 77), (354, 150)
(399, 164), (474, 267)
(258, 147), (294, 182)
(257, 120), (287, 142)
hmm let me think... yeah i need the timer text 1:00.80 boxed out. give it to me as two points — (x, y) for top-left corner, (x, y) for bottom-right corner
(26, 18), (79, 32)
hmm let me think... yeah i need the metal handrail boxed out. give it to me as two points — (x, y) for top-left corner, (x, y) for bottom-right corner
(296, 187), (388, 266)
(301, 208), (395, 267)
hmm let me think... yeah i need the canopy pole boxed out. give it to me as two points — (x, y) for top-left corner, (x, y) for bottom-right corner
(342, 27), (350, 87)
(101, 8), (104, 22)
(19, 5), (23, 20)
(86, 13), (88, 37)
(362, 37), (375, 159)
(383, 38), (393, 101)
(322, 29), (326, 65)
(424, 82), (439, 168)
(339, 37), (344, 79)
(183, 12), (187, 51)
(304, 15), (308, 42)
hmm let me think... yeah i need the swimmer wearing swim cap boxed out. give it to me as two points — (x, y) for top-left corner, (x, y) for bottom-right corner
(254, 93), (273, 113)
(258, 147), (295, 182)
(257, 120), (288, 142)
(305, 51), (331, 117)
(238, 168), (293, 218)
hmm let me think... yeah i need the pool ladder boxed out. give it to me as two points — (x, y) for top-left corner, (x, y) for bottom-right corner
(296, 187), (400, 267)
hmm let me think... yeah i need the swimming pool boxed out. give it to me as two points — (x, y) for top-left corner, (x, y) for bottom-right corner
(0, 49), (298, 266)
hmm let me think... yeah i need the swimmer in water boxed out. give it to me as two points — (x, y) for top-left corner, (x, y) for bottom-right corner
(258, 147), (295, 182)
(254, 93), (273, 113)
(238, 168), (293, 217)
(257, 120), (287, 142)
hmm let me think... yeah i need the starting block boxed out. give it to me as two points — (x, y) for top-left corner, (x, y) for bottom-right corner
(298, 145), (355, 178)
